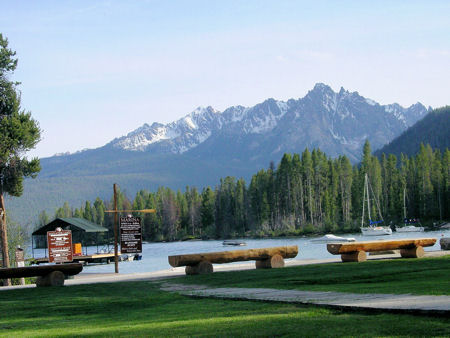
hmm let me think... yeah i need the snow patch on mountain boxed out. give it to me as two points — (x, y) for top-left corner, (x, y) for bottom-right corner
(384, 104), (406, 124)
(365, 98), (377, 106)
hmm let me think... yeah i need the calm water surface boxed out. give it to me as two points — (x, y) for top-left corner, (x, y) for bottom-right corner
(32, 229), (450, 274)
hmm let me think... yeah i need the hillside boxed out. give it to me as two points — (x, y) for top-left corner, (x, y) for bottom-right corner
(375, 106), (450, 158)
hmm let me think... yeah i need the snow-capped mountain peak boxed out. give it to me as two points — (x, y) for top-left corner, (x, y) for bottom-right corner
(109, 83), (429, 159)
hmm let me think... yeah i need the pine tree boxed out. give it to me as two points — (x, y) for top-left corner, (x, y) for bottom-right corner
(200, 186), (215, 235)
(37, 210), (50, 227)
(186, 187), (201, 237)
(0, 34), (41, 277)
(302, 149), (314, 226)
(83, 201), (93, 221)
(93, 197), (105, 225)
(291, 154), (305, 227)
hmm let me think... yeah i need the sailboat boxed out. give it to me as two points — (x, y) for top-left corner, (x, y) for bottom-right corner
(360, 173), (392, 236)
(395, 188), (424, 232)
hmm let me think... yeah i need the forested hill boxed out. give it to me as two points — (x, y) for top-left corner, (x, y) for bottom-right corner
(41, 141), (449, 242)
(375, 106), (450, 158)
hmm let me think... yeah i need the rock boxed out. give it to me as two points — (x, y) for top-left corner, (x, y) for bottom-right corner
(440, 237), (450, 250)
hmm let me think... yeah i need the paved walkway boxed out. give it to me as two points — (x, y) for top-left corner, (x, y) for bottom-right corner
(161, 283), (450, 315)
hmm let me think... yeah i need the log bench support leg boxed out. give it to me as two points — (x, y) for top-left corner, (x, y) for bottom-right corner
(255, 254), (285, 269)
(185, 261), (213, 275)
(341, 251), (367, 263)
(36, 271), (65, 287)
(400, 246), (424, 258)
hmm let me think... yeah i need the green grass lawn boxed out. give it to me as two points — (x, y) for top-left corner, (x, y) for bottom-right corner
(173, 255), (450, 295)
(0, 281), (449, 337)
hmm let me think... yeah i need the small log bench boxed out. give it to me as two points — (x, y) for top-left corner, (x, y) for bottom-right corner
(327, 238), (436, 262)
(168, 245), (298, 275)
(0, 263), (83, 287)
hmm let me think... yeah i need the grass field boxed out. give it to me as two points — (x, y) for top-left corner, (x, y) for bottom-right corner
(0, 256), (449, 337)
(174, 255), (450, 295)
(0, 281), (449, 337)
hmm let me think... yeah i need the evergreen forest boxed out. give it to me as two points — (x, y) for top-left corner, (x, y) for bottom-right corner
(39, 141), (450, 242)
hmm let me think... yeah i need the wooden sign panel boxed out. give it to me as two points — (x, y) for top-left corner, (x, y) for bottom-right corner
(120, 216), (142, 254)
(47, 228), (73, 263)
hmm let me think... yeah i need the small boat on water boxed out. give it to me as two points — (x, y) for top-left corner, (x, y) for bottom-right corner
(440, 223), (450, 230)
(395, 190), (424, 232)
(311, 234), (356, 243)
(222, 240), (247, 246)
(360, 173), (392, 236)
(395, 224), (424, 232)
(361, 226), (392, 236)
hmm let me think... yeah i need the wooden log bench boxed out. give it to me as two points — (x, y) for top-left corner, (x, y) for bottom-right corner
(327, 238), (436, 262)
(168, 245), (298, 275)
(0, 263), (83, 287)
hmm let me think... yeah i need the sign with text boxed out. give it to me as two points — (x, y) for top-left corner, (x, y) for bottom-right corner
(120, 216), (142, 254)
(47, 228), (73, 263)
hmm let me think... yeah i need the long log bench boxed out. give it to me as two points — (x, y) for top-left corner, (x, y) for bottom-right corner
(327, 238), (436, 262)
(0, 263), (83, 287)
(168, 245), (298, 275)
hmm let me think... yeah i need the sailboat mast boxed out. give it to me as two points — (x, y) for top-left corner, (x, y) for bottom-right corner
(366, 173), (371, 222)
(403, 187), (407, 220)
(361, 174), (366, 227)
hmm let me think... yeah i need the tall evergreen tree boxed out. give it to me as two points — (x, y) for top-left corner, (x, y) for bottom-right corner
(200, 186), (215, 235)
(93, 197), (105, 225)
(0, 34), (41, 280)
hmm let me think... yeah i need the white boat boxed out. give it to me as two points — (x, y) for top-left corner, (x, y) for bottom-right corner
(440, 223), (450, 230)
(361, 226), (392, 236)
(395, 225), (424, 232)
(395, 189), (424, 232)
(360, 173), (392, 236)
(311, 234), (356, 243)
(222, 240), (247, 246)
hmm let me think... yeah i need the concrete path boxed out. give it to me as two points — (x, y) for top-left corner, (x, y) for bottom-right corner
(161, 283), (450, 315)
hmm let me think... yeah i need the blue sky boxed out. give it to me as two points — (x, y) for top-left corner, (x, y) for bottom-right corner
(1, 1), (449, 158)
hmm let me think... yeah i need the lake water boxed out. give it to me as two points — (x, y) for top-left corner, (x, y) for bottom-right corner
(32, 229), (450, 274)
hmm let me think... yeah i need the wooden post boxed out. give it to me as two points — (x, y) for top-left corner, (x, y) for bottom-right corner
(36, 271), (65, 287)
(113, 184), (119, 274)
(400, 246), (424, 258)
(0, 193), (11, 286)
(104, 191), (156, 275)
(185, 261), (214, 275)
(15, 247), (25, 285)
(341, 251), (367, 262)
(255, 254), (285, 269)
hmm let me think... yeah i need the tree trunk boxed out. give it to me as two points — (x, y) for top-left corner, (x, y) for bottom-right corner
(0, 193), (11, 286)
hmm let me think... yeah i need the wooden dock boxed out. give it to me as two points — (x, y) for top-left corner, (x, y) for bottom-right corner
(32, 253), (118, 265)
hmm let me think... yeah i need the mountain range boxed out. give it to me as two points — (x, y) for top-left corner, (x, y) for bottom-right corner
(7, 83), (430, 225)
(107, 83), (428, 163)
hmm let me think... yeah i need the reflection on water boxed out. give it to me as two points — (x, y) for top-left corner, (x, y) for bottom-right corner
(31, 229), (450, 275)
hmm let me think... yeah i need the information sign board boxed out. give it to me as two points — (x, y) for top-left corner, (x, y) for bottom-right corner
(120, 216), (142, 254)
(47, 227), (73, 263)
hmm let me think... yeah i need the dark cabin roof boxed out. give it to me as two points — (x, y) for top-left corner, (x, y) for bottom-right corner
(32, 218), (108, 236)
